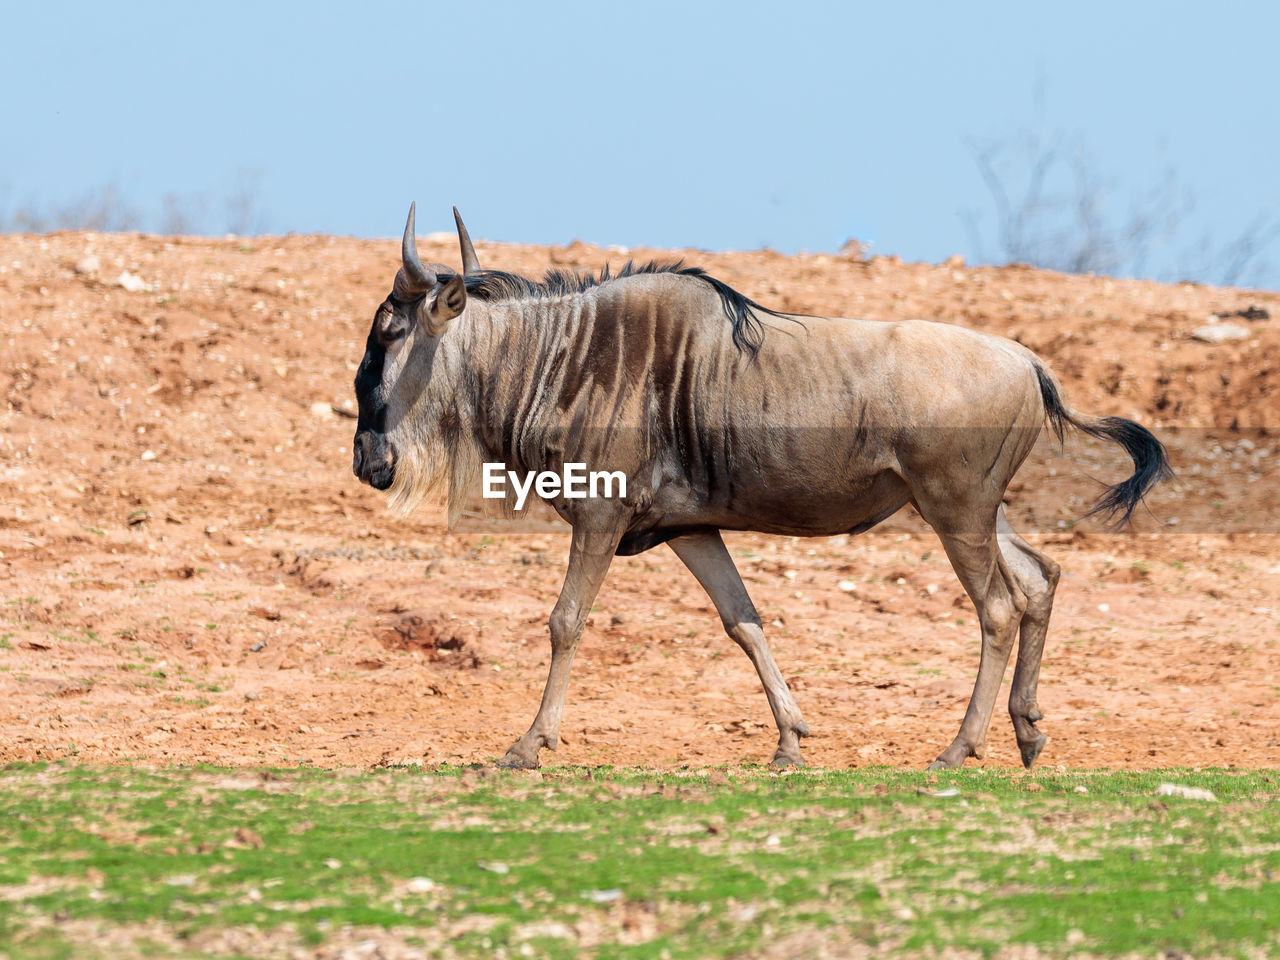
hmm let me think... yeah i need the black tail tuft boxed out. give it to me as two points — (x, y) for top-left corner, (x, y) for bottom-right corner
(1075, 416), (1175, 527)
(1034, 364), (1173, 528)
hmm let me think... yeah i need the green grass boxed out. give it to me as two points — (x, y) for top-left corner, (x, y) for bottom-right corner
(0, 765), (1277, 958)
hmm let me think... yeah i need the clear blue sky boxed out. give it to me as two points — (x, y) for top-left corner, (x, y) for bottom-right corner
(3, 1), (1278, 287)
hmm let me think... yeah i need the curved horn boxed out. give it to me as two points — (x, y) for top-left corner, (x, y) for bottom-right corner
(395, 201), (437, 297)
(453, 206), (481, 275)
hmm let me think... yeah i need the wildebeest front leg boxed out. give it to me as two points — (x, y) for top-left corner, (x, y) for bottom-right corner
(668, 530), (810, 767)
(497, 526), (619, 769)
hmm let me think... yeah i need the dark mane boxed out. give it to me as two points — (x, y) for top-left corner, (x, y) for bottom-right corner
(461, 259), (790, 357)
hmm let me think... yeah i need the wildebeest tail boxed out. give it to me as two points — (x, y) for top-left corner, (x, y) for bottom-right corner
(1034, 362), (1173, 528)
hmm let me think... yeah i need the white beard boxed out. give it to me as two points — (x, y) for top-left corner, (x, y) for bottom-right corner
(385, 425), (481, 528)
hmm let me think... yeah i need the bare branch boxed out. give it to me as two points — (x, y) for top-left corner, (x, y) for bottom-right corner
(1219, 214), (1280, 287)
(963, 116), (1276, 288)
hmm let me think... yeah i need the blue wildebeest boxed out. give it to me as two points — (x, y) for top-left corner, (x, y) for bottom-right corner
(352, 204), (1171, 770)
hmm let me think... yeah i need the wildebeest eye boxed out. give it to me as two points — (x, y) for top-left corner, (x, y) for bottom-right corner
(376, 308), (409, 345)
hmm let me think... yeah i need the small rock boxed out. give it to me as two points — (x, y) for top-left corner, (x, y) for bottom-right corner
(610, 613), (628, 626)
(74, 255), (100, 276)
(839, 237), (870, 260)
(243, 690), (259, 701)
(140, 449), (157, 461)
(580, 888), (622, 903)
(310, 401), (334, 419)
(115, 270), (152, 293)
(249, 642), (266, 653)
(837, 579), (857, 593)
(1155, 782), (1217, 801)
(1191, 323), (1249, 343)
(406, 877), (436, 894)
(477, 860), (509, 875)
(323, 858), (342, 869)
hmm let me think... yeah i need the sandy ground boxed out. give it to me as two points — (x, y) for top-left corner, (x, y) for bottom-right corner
(1, 227), (1278, 771)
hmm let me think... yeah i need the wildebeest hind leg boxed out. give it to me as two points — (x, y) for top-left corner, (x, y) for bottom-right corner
(668, 530), (809, 767)
(997, 507), (1060, 769)
(497, 526), (620, 769)
(923, 514), (1027, 770)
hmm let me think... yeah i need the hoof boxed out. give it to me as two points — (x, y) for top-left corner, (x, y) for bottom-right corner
(928, 741), (972, 770)
(495, 751), (540, 770)
(926, 758), (961, 771)
(770, 752), (806, 769)
(1018, 733), (1048, 769)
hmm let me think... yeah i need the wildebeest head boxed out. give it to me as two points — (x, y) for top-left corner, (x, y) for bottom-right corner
(352, 203), (478, 491)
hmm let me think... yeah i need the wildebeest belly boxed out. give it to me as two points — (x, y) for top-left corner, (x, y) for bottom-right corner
(616, 453), (912, 554)
(710, 466), (912, 536)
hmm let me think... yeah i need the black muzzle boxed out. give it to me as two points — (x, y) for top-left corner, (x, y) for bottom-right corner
(353, 431), (397, 490)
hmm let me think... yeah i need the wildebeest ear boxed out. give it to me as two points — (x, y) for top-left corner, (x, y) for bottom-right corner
(424, 274), (467, 335)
